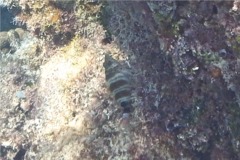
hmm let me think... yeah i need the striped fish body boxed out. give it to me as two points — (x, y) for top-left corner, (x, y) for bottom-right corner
(104, 54), (132, 113)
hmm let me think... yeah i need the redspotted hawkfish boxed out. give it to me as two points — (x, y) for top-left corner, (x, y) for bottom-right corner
(103, 53), (133, 120)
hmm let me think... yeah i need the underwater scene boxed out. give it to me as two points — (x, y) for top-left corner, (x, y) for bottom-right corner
(1, 0), (240, 159)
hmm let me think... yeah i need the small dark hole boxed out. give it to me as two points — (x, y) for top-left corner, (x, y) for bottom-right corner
(212, 5), (218, 14)
(101, 37), (112, 45)
(72, 111), (76, 117)
(186, 49), (193, 55)
(166, 121), (175, 131)
(13, 148), (26, 160)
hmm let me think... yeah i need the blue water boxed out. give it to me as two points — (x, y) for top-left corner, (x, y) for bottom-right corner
(0, 7), (17, 31)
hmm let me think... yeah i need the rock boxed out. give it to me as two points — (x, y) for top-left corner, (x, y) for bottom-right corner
(14, 28), (26, 40)
(0, 28), (24, 54)
(0, 31), (10, 54)
(50, 0), (75, 11)
(16, 91), (26, 99)
(19, 99), (31, 112)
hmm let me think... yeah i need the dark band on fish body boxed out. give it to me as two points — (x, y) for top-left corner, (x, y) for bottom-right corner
(105, 69), (118, 81)
(109, 79), (129, 92)
(114, 89), (131, 100)
(112, 84), (131, 97)
(122, 105), (131, 113)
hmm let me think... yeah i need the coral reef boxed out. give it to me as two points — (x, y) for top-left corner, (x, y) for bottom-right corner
(100, 1), (240, 159)
(0, 30), (42, 159)
(1, 0), (240, 160)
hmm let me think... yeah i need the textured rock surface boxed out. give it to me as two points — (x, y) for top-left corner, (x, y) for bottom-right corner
(1, 1), (240, 159)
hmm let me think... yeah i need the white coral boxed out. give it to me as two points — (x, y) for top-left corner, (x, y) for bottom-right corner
(232, 0), (240, 11)
(0, 0), (9, 7)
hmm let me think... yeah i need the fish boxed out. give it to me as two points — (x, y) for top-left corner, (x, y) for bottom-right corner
(103, 53), (133, 114)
